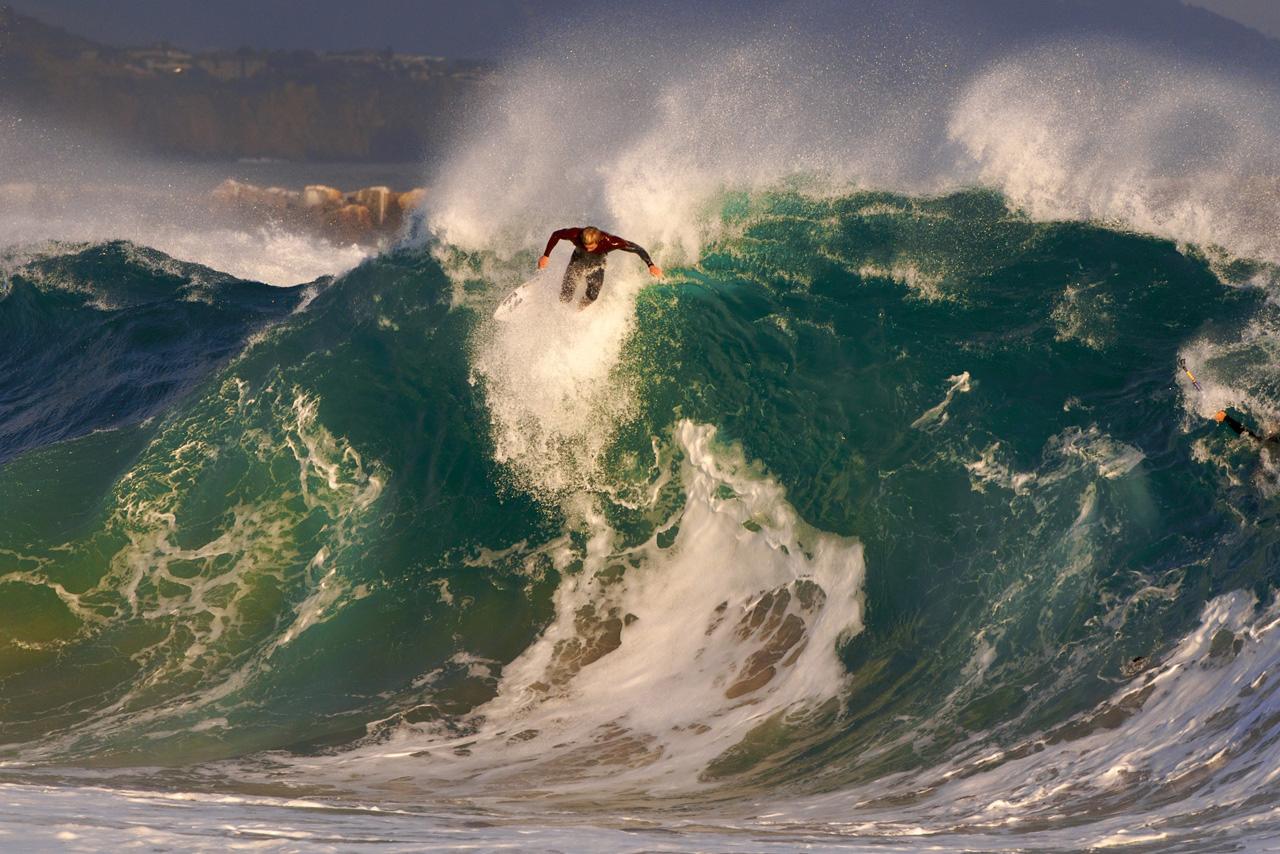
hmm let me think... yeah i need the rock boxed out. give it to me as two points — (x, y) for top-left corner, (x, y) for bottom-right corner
(350, 186), (395, 226)
(209, 179), (426, 245)
(211, 179), (300, 213)
(398, 188), (427, 213)
(302, 184), (343, 209)
(329, 203), (373, 241)
(262, 186), (297, 211)
(210, 178), (248, 204)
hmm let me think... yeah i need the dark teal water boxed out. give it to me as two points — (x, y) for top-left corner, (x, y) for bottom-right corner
(2, 188), (1279, 850)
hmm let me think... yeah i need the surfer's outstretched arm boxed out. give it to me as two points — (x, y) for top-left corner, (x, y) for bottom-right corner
(538, 228), (580, 269)
(612, 239), (663, 278)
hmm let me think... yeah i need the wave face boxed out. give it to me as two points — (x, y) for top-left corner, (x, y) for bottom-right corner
(7, 2), (1280, 849)
(0, 242), (307, 462)
(3, 182), (1280, 850)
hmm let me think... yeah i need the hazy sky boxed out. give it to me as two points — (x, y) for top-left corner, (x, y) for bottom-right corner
(6, 0), (1279, 58)
(1187, 0), (1280, 39)
(5, 0), (600, 57)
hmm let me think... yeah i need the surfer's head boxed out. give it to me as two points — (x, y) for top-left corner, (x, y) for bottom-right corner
(581, 226), (603, 251)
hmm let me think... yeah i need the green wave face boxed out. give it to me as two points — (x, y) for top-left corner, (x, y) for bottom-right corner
(0, 250), (556, 765)
(2, 189), (1277, 805)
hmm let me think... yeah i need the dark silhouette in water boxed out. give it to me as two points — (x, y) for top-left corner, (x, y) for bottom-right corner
(1215, 410), (1279, 445)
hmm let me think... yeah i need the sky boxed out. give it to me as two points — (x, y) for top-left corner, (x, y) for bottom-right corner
(1186, 0), (1280, 39)
(7, 0), (1278, 59)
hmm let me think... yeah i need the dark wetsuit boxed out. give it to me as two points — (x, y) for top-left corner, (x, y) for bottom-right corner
(542, 227), (654, 304)
(1221, 413), (1279, 444)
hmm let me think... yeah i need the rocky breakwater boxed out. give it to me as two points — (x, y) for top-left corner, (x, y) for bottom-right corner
(211, 179), (427, 244)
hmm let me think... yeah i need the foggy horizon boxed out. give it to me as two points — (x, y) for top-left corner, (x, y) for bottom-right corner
(7, 0), (1280, 60)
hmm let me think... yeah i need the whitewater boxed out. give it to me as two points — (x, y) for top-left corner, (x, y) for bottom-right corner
(4, 2), (1280, 851)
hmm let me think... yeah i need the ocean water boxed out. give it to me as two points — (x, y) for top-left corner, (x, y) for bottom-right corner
(6, 3), (1280, 852)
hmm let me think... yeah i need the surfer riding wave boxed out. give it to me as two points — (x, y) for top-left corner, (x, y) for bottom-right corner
(538, 226), (662, 308)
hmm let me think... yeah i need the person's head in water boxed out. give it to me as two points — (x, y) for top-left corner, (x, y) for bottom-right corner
(581, 226), (603, 252)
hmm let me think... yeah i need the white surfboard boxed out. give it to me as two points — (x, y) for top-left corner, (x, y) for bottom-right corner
(493, 279), (540, 321)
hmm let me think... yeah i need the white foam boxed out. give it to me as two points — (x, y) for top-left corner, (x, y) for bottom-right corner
(309, 421), (867, 796)
(422, 23), (945, 270)
(140, 225), (370, 287)
(1177, 316), (1280, 426)
(6, 384), (386, 760)
(470, 267), (644, 498)
(759, 590), (1280, 847)
(950, 43), (1280, 265)
(857, 261), (949, 302)
(425, 24), (1280, 283)
(0, 207), (369, 286)
(966, 426), (1143, 496)
(911, 372), (972, 431)
(1051, 283), (1117, 351)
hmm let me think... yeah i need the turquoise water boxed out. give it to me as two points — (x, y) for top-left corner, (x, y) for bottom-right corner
(2, 186), (1280, 850)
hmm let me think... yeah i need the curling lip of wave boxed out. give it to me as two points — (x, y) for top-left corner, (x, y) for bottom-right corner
(427, 17), (1280, 276)
(2, 176), (1280, 850)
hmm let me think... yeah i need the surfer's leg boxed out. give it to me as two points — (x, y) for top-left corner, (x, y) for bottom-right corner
(579, 263), (607, 308)
(560, 267), (578, 302)
(561, 249), (588, 302)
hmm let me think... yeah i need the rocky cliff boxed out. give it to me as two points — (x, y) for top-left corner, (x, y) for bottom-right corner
(0, 6), (493, 162)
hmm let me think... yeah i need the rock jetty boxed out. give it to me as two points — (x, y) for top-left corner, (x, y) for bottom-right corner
(211, 180), (427, 244)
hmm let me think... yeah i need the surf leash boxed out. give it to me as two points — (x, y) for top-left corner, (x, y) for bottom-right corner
(1178, 357), (1203, 392)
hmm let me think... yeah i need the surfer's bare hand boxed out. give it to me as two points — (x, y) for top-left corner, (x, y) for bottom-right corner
(537, 255), (549, 269)
(649, 265), (663, 278)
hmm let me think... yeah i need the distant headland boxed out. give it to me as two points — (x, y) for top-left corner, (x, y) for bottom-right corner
(0, 5), (495, 162)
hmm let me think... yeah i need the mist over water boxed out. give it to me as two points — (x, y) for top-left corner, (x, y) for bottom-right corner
(429, 0), (1280, 268)
(5, 1), (1280, 851)
(0, 114), (374, 285)
(952, 44), (1280, 265)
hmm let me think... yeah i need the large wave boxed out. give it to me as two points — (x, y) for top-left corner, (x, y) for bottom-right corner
(4, 1), (1280, 849)
(5, 183), (1280, 848)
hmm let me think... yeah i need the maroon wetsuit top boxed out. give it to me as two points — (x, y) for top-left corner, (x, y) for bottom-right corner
(542, 227), (654, 267)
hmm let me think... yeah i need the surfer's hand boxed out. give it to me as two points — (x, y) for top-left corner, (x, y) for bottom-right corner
(649, 264), (663, 278)
(537, 255), (549, 270)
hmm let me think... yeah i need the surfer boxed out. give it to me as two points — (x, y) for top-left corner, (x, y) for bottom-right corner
(538, 226), (662, 307)
(1215, 410), (1279, 445)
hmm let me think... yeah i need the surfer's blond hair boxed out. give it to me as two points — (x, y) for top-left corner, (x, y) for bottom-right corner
(582, 226), (603, 244)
